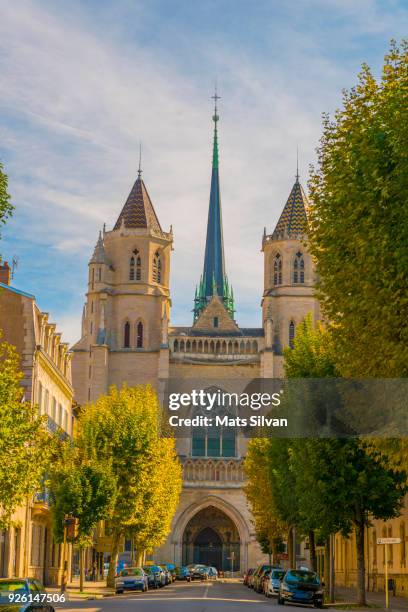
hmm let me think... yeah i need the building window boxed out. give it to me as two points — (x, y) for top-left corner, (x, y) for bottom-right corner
(129, 256), (135, 280)
(152, 251), (162, 283)
(289, 321), (295, 349)
(136, 322), (143, 348)
(273, 253), (282, 286)
(192, 426), (236, 458)
(37, 382), (43, 414)
(293, 252), (305, 284)
(124, 322), (130, 348)
(98, 268), (102, 281)
(213, 317), (219, 328)
(44, 390), (49, 415)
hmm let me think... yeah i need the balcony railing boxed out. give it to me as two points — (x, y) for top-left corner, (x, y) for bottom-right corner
(182, 457), (245, 484)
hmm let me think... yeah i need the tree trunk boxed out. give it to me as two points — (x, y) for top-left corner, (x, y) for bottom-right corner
(329, 534), (335, 603)
(107, 530), (120, 588)
(324, 539), (330, 600)
(79, 547), (85, 593)
(309, 530), (317, 572)
(355, 518), (367, 606)
(135, 550), (144, 566)
(288, 528), (294, 568)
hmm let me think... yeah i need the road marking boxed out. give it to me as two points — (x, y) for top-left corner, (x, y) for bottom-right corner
(128, 596), (268, 602)
(203, 582), (210, 598)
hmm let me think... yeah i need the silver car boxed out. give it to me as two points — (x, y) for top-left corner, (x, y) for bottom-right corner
(115, 567), (148, 594)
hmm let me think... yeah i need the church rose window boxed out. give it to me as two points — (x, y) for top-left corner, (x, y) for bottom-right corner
(293, 251), (305, 284)
(273, 253), (282, 286)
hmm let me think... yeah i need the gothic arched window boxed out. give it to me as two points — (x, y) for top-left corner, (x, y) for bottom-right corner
(152, 251), (162, 284)
(136, 322), (143, 348)
(293, 251), (305, 284)
(273, 253), (282, 286)
(289, 321), (295, 349)
(135, 255), (141, 280)
(124, 321), (130, 348)
(130, 250), (142, 281)
(129, 256), (135, 280)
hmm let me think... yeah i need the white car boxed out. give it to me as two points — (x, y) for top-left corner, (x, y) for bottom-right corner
(265, 568), (285, 597)
(115, 567), (148, 594)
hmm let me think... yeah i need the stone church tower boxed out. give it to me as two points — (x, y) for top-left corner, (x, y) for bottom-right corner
(71, 99), (320, 572)
(72, 166), (173, 405)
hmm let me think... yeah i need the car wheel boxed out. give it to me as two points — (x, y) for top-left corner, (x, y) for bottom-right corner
(314, 602), (323, 609)
(116, 590), (123, 594)
(278, 596), (285, 605)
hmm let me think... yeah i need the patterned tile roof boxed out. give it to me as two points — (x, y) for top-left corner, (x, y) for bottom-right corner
(114, 176), (162, 233)
(272, 178), (309, 240)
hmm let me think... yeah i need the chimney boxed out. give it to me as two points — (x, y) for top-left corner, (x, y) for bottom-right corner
(0, 261), (11, 285)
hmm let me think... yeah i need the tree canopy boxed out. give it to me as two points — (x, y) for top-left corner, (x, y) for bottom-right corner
(78, 385), (182, 585)
(308, 41), (408, 377)
(0, 340), (50, 528)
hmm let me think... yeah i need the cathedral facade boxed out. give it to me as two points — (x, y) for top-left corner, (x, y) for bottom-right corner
(71, 101), (320, 572)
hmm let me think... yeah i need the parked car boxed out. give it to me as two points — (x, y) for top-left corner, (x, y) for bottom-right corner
(260, 569), (272, 595)
(0, 578), (55, 611)
(278, 569), (323, 608)
(243, 568), (254, 586)
(208, 567), (218, 579)
(143, 566), (161, 589)
(115, 567), (148, 594)
(265, 568), (285, 597)
(175, 566), (191, 581)
(189, 565), (209, 581)
(253, 564), (273, 592)
(144, 565), (166, 587)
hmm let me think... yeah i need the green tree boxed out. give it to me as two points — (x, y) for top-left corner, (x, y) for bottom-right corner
(79, 385), (181, 587)
(244, 438), (287, 565)
(0, 340), (50, 528)
(308, 41), (408, 377)
(282, 318), (407, 604)
(0, 161), (13, 241)
(49, 441), (116, 591)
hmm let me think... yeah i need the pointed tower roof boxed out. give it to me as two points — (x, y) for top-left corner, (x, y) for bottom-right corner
(113, 168), (163, 233)
(193, 91), (235, 322)
(272, 176), (309, 240)
(90, 231), (110, 264)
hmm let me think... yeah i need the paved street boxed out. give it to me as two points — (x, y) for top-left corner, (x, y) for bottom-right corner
(55, 580), (281, 611)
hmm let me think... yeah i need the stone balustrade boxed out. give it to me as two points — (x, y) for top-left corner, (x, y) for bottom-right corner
(182, 457), (245, 485)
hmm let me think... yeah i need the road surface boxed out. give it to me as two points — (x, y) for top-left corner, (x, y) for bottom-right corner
(55, 580), (310, 611)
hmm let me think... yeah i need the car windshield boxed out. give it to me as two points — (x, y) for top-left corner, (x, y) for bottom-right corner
(286, 571), (320, 585)
(120, 568), (143, 577)
(272, 570), (285, 579)
(0, 581), (27, 601)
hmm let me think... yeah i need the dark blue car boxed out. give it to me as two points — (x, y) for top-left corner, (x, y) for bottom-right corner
(278, 570), (323, 608)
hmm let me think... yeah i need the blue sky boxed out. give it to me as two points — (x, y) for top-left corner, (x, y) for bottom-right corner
(0, 0), (407, 344)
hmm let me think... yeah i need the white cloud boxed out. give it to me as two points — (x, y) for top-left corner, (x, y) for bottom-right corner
(0, 0), (406, 343)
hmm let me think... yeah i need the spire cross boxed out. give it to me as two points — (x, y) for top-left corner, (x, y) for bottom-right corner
(296, 146), (299, 181)
(212, 86), (220, 123)
(138, 142), (142, 178)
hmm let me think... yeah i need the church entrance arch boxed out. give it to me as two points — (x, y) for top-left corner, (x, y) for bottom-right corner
(182, 505), (240, 572)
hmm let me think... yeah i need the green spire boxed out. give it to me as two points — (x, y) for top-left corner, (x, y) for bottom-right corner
(212, 93), (220, 170)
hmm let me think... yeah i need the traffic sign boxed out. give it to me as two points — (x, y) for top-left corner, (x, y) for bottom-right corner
(377, 538), (401, 545)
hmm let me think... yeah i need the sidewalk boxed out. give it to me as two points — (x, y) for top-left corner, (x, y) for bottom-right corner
(48, 580), (114, 601)
(330, 586), (407, 611)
